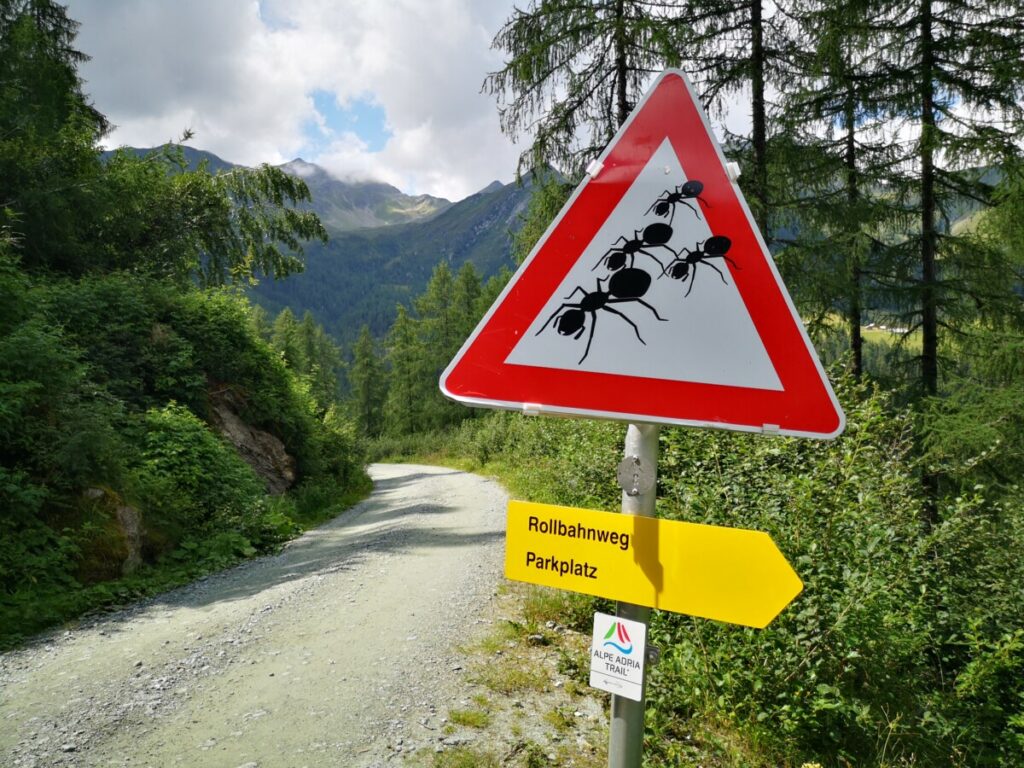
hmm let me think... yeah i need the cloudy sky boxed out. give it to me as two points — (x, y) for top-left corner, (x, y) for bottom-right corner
(66, 0), (523, 201)
(66, 1), (750, 202)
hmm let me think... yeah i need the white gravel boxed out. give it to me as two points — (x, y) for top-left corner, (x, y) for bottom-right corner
(0, 464), (509, 768)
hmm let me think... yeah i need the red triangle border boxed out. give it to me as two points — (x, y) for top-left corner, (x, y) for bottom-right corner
(441, 70), (844, 439)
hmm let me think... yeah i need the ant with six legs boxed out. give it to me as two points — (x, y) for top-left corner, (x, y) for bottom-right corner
(660, 235), (738, 297)
(593, 222), (677, 272)
(647, 180), (708, 225)
(537, 271), (666, 364)
(538, 176), (740, 363)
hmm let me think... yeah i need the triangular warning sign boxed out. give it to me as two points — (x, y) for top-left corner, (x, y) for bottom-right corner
(441, 69), (844, 439)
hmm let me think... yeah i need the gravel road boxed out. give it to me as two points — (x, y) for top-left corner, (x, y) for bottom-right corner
(0, 464), (509, 768)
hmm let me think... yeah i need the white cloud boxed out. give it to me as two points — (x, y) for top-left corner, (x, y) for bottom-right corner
(67, 1), (765, 201)
(68, 0), (521, 200)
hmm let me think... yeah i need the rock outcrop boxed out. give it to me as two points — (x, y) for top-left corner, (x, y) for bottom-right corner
(208, 390), (296, 495)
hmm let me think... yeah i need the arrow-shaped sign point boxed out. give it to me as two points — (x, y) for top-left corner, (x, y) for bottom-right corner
(505, 501), (802, 628)
(669, 524), (802, 628)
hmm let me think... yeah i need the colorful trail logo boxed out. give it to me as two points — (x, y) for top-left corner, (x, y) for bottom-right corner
(603, 621), (634, 654)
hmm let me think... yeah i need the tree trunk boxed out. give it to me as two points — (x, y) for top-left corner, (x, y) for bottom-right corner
(750, 0), (769, 239)
(920, 1), (938, 399)
(844, 95), (863, 379)
(614, 0), (629, 128)
(919, 0), (940, 523)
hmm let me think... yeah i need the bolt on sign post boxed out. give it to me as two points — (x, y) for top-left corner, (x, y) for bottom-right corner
(441, 69), (845, 768)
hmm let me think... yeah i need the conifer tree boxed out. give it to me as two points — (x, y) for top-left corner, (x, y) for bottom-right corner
(271, 308), (305, 372)
(249, 304), (272, 342)
(919, 169), (1024, 491)
(873, 0), (1024, 398)
(0, 0), (106, 269)
(773, 0), (907, 378)
(451, 261), (483, 343)
(414, 261), (458, 373)
(485, 0), (666, 177)
(0, 0), (106, 137)
(298, 311), (343, 412)
(655, 0), (803, 238)
(414, 261), (485, 430)
(348, 325), (386, 437)
(382, 305), (424, 436)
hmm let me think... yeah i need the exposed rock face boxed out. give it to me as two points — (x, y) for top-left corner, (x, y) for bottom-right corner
(209, 392), (296, 495)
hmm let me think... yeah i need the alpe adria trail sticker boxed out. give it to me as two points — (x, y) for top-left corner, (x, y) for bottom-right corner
(440, 69), (845, 439)
(590, 612), (646, 702)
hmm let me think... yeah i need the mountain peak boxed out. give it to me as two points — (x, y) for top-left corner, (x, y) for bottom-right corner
(280, 158), (323, 178)
(273, 158), (451, 231)
(478, 180), (505, 195)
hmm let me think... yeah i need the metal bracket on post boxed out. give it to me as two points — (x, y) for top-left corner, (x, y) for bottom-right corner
(616, 455), (655, 497)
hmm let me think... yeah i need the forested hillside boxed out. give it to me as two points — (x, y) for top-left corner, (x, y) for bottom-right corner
(111, 145), (533, 348)
(0, 1), (367, 645)
(249, 172), (537, 345)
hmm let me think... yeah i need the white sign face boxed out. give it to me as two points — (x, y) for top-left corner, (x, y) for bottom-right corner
(440, 69), (845, 439)
(504, 139), (782, 391)
(589, 611), (647, 702)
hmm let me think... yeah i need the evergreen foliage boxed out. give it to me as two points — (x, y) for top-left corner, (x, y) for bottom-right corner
(771, 0), (1024, 402)
(348, 325), (387, 437)
(371, 262), (496, 437)
(770, 0), (908, 378)
(485, 0), (667, 177)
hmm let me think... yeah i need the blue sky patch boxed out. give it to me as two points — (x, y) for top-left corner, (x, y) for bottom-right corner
(301, 90), (392, 158)
(256, 1), (296, 31)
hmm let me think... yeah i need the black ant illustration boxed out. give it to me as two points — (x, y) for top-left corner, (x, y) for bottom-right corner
(593, 222), (677, 272)
(661, 235), (738, 297)
(538, 271), (666, 364)
(647, 180), (708, 225)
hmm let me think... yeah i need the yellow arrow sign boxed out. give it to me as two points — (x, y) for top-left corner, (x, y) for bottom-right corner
(505, 500), (802, 628)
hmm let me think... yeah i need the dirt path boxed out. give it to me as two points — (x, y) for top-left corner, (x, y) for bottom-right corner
(0, 464), (508, 768)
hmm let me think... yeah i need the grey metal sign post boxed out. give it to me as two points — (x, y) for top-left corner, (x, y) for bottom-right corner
(608, 423), (659, 768)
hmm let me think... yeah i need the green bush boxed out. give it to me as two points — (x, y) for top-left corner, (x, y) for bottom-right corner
(1, 269), (368, 648)
(130, 403), (264, 525)
(645, 381), (927, 766)
(126, 402), (304, 557)
(0, 466), (77, 597)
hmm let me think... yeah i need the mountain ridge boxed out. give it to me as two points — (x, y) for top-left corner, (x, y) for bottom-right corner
(103, 145), (463, 231)
(248, 170), (540, 347)
(275, 157), (454, 231)
(103, 144), (541, 347)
